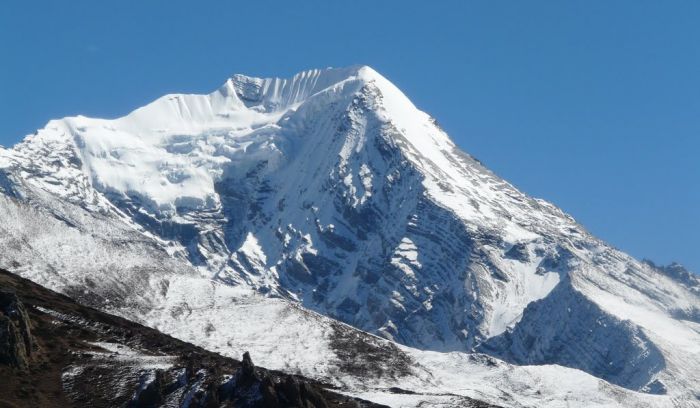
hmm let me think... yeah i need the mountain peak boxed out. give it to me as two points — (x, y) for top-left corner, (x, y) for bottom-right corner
(1, 66), (699, 406)
(223, 65), (383, 111)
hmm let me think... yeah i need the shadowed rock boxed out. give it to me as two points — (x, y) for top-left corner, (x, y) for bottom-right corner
(0, 290), (34, 368)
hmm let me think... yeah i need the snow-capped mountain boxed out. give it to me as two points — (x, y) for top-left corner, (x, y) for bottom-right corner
(0, 66), (697, 407)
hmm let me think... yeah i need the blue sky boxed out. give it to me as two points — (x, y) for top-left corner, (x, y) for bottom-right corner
(1, 1), (698, 272)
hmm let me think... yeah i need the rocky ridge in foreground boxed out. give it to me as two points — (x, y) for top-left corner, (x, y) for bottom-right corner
(0, 268), (440, 408)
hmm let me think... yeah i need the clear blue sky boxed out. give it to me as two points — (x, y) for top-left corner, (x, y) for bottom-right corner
(1, 1), (698, 272)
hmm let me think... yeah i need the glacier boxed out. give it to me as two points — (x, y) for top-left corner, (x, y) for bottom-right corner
(0, 65), (697, 407)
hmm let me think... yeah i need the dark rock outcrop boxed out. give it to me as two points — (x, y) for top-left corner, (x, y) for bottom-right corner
(0, 290), (34, 368)
(216, 351), (334, 408)
(504, 243), (530, 263)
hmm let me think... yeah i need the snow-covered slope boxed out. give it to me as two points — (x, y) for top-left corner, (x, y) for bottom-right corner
(0, 65), (697, 407)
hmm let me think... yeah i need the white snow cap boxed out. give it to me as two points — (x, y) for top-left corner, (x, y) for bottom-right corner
(227, 65), (385, 110)
(15, 66), (401, 217)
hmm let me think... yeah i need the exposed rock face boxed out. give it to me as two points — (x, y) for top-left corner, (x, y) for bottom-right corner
(129, 369), (166, 407)
(644, 260), (700, 295)
(481, 278), (667, 392)
(0, 315), (25, 368)
(0, 289), (34, 368)
(219, 351), (332, 408)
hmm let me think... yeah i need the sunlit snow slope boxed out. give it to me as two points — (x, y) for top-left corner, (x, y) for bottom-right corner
(0, 65), (698, 407)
